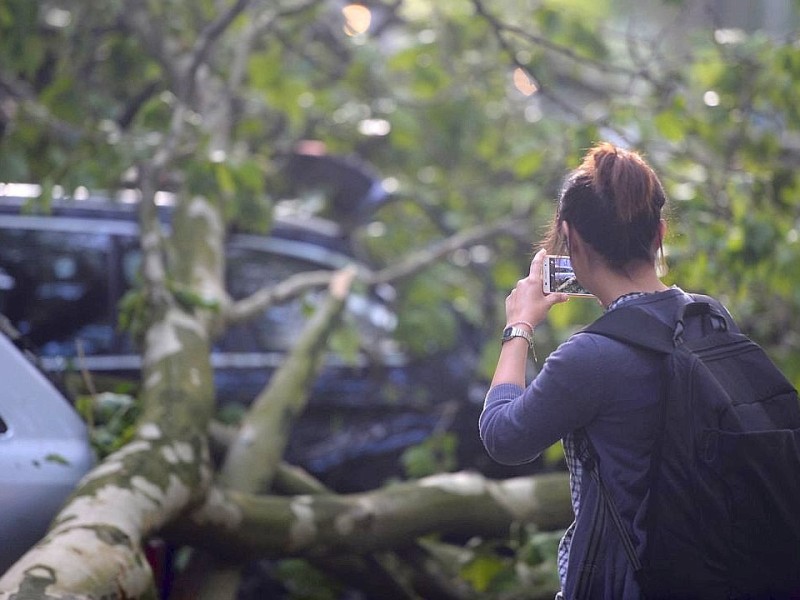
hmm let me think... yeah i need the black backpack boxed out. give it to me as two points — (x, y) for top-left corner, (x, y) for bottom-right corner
(581, 295), (800, 600)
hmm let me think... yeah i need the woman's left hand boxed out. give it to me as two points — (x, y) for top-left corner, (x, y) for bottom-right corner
(505, 249), (569, 327)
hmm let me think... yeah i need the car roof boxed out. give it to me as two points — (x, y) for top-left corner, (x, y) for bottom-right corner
(0, 188), (363, 268)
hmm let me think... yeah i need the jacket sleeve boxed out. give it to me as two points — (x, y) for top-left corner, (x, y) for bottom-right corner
(479, 333), (608, 465)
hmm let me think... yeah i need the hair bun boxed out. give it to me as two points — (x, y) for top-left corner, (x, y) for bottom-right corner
(549, 142), (667, 269)
(582, 142), (663, 224)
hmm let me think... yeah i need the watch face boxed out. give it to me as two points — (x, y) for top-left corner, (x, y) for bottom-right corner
(502, 326), (513, 339)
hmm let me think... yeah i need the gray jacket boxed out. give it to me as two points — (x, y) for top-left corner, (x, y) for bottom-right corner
(480, 288), (722, 599)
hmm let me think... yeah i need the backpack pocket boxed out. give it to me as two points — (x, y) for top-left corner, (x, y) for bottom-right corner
(708, 427), (800, 598)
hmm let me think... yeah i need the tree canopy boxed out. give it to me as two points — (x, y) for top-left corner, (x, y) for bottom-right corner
(3, 0), (799, 379)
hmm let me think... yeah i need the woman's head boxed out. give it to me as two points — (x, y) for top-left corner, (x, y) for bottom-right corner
(544, 142), (667, 270)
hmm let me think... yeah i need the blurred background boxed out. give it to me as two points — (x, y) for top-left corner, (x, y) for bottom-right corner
(1, 0), (799, 596)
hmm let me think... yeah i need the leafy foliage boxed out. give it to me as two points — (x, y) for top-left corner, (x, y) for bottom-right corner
(75, 391), (141, 458)
(400, 432), (458, 478)
(3, 1), (800, 593)
(459, 527), (563, 599)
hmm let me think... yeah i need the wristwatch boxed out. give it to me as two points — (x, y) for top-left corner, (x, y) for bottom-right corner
(501, 326), (534, 350)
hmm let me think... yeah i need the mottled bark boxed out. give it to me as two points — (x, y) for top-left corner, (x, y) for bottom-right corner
(0, 311), (216, 598)
(0, 196), (224, 598)
(271, 461), (479, 600)
(197, 267), (359, 599)
(167, 471), (571, 560)
(218, 267), (357, 493)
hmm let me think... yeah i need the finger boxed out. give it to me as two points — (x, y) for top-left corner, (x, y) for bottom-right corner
(547, 292), (570, 306)
(529, 248), (546, 277)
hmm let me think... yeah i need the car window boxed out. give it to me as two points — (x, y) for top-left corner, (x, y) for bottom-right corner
(0, 211), (401, 368)
(223, 242), (399, 361)
(0, 228), (116, 356)
(224, 245), (319, 352)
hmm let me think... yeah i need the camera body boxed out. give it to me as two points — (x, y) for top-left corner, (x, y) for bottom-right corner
(542, 255), (593, 297)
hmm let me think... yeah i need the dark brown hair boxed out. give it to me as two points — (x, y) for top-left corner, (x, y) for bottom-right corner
(543, 142), (667, 269)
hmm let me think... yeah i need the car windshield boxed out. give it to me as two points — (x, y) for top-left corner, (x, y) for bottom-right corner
(0, 228), (116, 356)
(0, 203), (402, 370)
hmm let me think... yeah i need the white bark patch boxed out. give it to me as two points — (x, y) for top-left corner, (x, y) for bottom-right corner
(334, 497), (375, 536)
(79, 459), (123, 484)
(108, 440), (152, 463)
(18, 566), (52, 580)
(141, 230), (165, 281)
(334, 512), (355, 536)
(199, 462), (213, 488)
(288, 496), (317, 551)
(0, 525), (151, 594)
(489, 477), (539, 522)
(161, 442), (194, 465)
(145, 370), (163, 388)
(418, 471), (486, 495)
(187, 196), (226, 299)
(173, 441), (194, 462)
(143, 307), (205, 366)
(142, 229), (160, 251)
(139, 423), (162, 440)
(190, 487), (243, 529)
(161, 441), (194, 465)
(189, 367), (201, 387)
(192, 261), (226, 306)
(161, 445), (180, 464)
(52, 474), (192, 548)
(130, 475), (165, 507)
(239, 423), (257, 445)
(187, 196), (224, 236)
(80, 441), (151, 485)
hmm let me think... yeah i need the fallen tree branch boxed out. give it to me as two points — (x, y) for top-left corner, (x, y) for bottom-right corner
(223, 216), (529, 326)
(271, 459), (478, 600)
(219, 266), (355, 490)
(364, 216), (527, 286)
(167, 471), (571, 561)
(221, 269), (334, 327)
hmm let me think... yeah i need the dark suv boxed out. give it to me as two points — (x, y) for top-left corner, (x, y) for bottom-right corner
(0, 186), (489, 491)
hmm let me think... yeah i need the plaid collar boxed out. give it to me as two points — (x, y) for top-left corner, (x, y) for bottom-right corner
(606, 291), (655, 312)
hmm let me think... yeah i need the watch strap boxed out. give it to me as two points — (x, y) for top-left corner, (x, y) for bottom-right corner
(501, 325), (534, 350)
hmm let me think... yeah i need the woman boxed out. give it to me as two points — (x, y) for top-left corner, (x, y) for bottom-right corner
(479, 142), (711, 599)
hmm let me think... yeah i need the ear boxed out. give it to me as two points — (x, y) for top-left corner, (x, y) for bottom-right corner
(657, 219), (667, 246)
(651, 219), (667, 253)
(561, 221), (572, 254)
(655, 219), (669, 277)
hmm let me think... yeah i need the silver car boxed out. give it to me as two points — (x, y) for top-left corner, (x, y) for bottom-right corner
(0, 323), (96, 573)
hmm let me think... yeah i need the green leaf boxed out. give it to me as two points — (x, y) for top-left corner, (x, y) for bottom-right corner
(654, 111), (685, 142)
(45, 453), (71, 466)
(461, 555), (508, 593)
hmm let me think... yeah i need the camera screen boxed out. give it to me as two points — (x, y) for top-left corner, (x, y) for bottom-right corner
(547, 256), (590, 295)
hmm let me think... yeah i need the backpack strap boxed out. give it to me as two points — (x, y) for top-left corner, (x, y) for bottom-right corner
(577, 302), (687, 589)
(584, 296), (730, 351)
(582, 306), (675, 354)
(575, 430), (643, 573)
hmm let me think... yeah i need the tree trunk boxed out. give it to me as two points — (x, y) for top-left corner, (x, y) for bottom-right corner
(0, 195), (224, 597)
